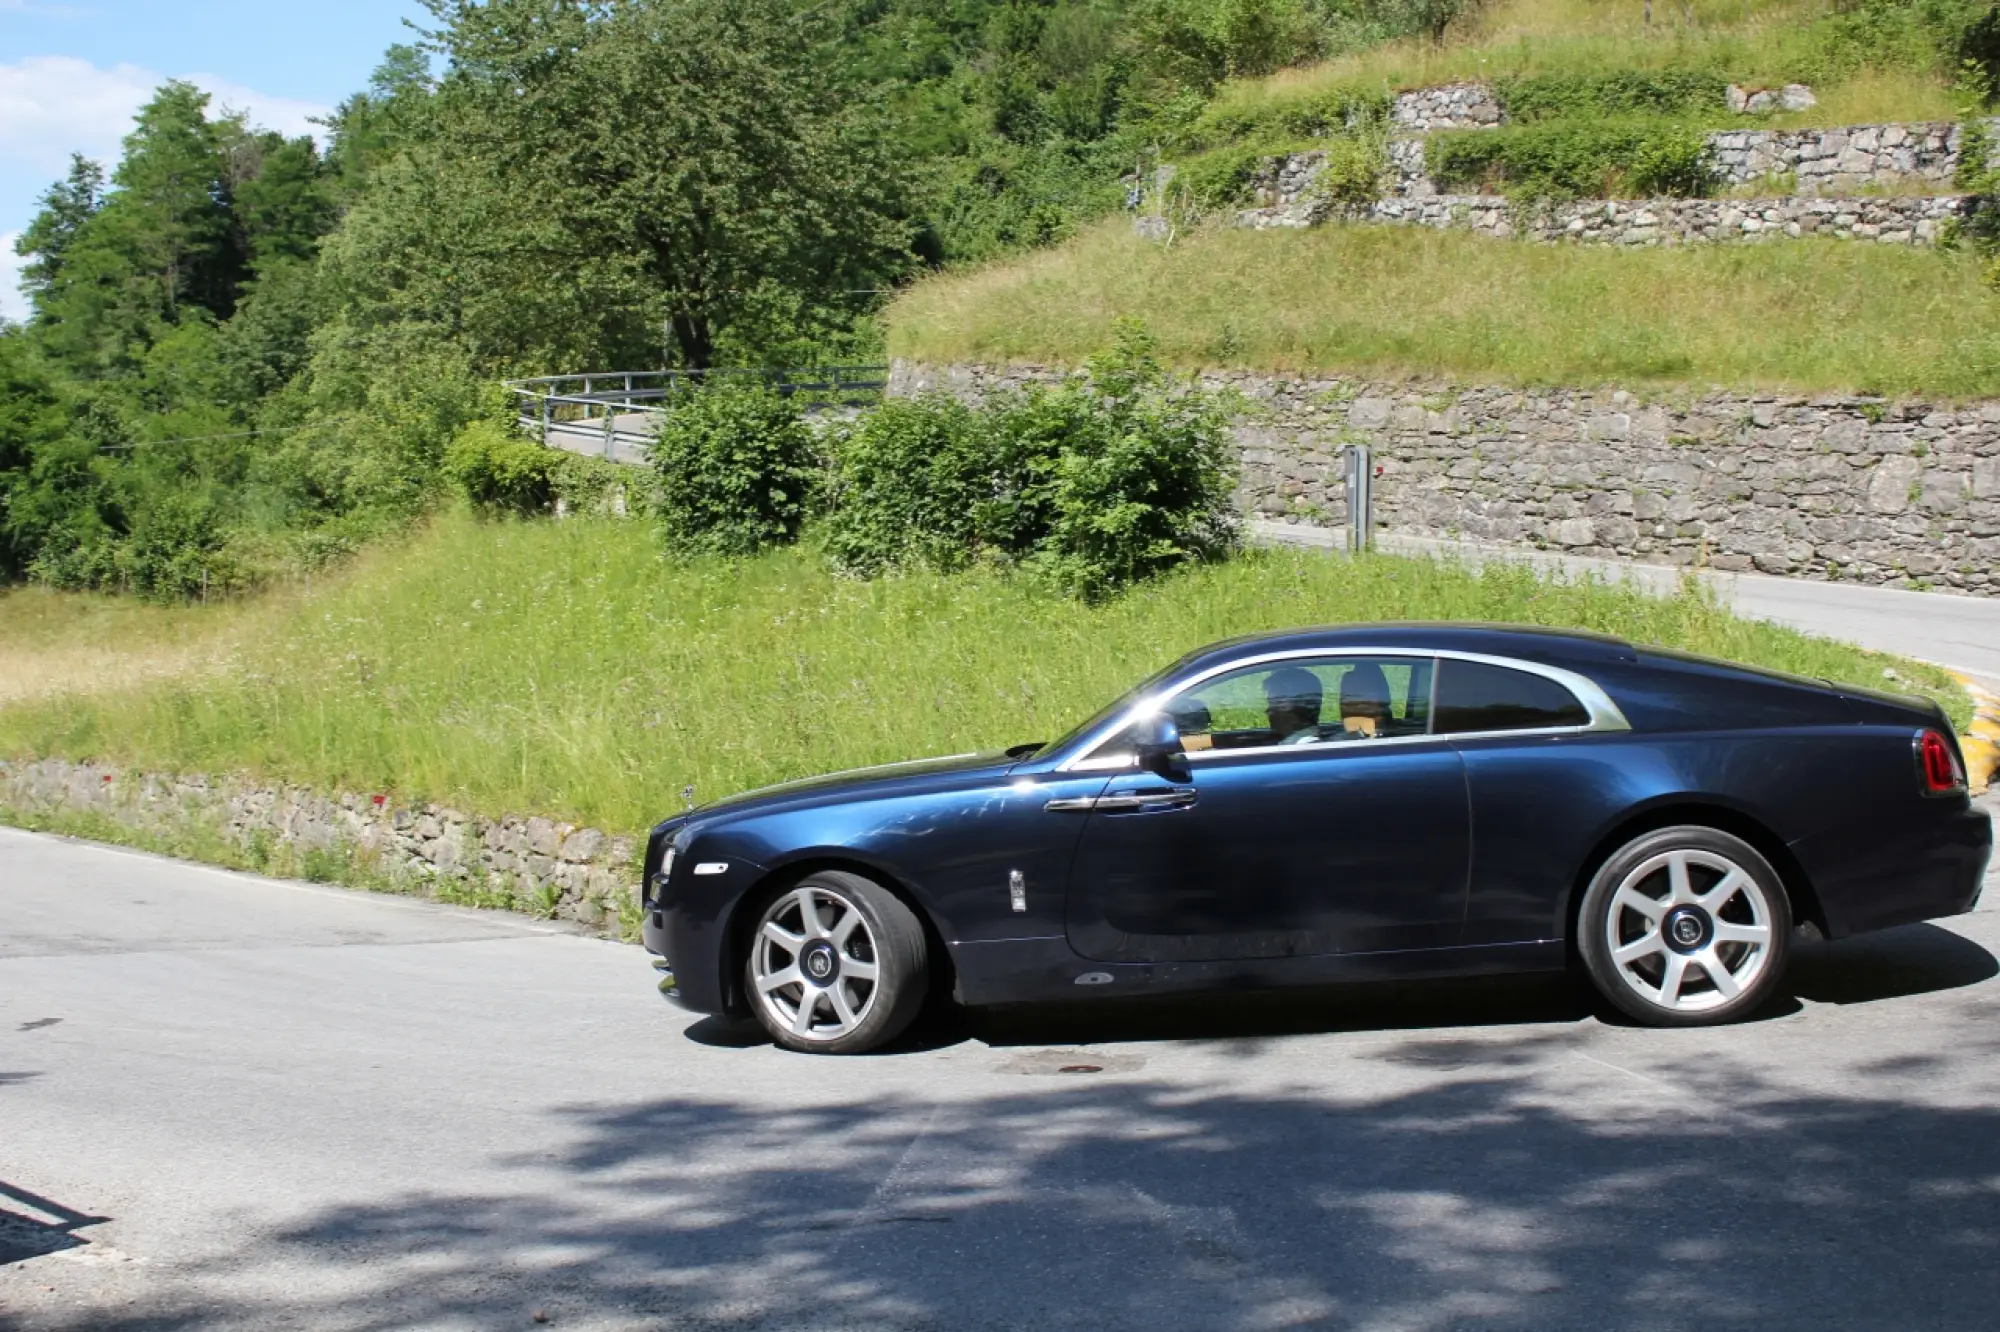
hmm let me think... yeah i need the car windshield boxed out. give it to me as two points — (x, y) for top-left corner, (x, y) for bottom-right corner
(1041, 653), (1198, 758)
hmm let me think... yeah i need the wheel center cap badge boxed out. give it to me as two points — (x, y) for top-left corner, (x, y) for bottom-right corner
(1672, 916), (1703, 946)
(804, 945), (836, 981)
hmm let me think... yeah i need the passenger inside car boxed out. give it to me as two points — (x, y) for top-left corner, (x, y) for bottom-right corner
(1262, 667), (1323, 742)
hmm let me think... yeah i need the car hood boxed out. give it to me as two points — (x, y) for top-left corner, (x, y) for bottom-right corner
(683, 750), (1021, 824)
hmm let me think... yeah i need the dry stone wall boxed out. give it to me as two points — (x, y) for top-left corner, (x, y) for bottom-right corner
(1707, 121), (1974, 193)
(1383, 119), (1992, 202)
(0, 758), (639, 932)
(1223, 115), (1999, 245)
(891, 361), (2000, 594)
(1390, 83), (1503, 130)
(1239, 189), (1970, 245)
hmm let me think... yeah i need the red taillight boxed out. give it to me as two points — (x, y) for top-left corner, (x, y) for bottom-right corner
(1918, 730), (1966, 795)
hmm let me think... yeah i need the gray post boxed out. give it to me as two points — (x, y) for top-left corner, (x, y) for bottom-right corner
(540, 394), (551, 447)
(603, 407), (616, 460)
(1345, 445), (1373, 553)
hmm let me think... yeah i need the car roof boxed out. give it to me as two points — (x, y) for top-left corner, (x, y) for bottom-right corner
(1179, 622), (1639, 673)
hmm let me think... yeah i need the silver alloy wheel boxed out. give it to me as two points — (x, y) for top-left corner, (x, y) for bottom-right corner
(751, 884), (881, 1042)
(1604, 848), (1775, 1013)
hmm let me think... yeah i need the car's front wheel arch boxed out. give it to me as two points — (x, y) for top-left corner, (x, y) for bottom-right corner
(723, 856), (955, 1020)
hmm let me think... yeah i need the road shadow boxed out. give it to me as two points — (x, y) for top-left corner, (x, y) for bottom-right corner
(1788, 921), (1998, 1005)
(38, 1031), (2000, 1332)
(0, 1180), (107, 1268)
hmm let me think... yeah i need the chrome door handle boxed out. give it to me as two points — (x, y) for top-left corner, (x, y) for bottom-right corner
(1045, 788), (1197, 813)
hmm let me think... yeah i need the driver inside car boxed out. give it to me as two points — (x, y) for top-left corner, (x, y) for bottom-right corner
(1262, 666), (1324, 743)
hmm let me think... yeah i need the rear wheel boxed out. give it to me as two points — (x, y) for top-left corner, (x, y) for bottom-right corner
(1578, 826), (1791, 1026)
(744, 871), (930, 1054)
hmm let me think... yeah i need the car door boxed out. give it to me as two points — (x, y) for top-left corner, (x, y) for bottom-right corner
(1060, 653), (1471, 964)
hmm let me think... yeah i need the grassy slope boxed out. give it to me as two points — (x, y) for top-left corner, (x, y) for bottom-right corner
(0, 586), (259, 708)
(0, 511), (1966, 833)
(1202, 0), (1959, 135)
(888, 219), (2000, 397)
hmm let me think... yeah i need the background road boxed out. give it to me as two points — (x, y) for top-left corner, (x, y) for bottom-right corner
(5, 818), (2000, 1331)
(1260, 524), (2000, 691)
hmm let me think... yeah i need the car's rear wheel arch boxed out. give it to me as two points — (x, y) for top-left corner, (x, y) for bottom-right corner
(1565, 801), (1822, 951)
(722, 856), (955, 1018)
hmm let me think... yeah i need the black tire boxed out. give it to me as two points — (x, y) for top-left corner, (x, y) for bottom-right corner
(1577, 825), (1792, 1027)
(742, 869), (931, 1054)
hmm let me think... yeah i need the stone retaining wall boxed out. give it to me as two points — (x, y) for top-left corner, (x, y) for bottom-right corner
(890, 361), (2000, 594)
(0, 758), (639, 932)
(1390, 83), (1503, 130)
(1259, 119), (1998, 209)
(1707, 121), (1976, 194)
(1237, 188), (1971, 246)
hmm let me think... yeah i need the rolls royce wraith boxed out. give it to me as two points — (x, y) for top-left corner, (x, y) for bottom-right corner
(640, 624), (1991, 1053)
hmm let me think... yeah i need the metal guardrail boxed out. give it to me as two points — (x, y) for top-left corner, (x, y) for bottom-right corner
(506, 366), (889, 461)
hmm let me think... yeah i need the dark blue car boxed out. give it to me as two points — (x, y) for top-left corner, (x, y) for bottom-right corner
(642, 624), (1991, 1053)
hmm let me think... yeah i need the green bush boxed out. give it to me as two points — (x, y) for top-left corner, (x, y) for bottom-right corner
(1025, 335), (1240, 599)
(1428, 121), (1717, 201)
(1179, 134), (1382, 210)
(553, 451), (661, 518)
(1176, 88), (1389, 153)
(651, 383), (818, 556)
(444, 420), (559, 516)
(1179, 142), (1286, 209)
(826, 323), (1238, 599)
(823, 396), (1005, 574)
(1496, 71), (1728, 123)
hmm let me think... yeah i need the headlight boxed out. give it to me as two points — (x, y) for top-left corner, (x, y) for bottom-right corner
(658, 847), (677, 884)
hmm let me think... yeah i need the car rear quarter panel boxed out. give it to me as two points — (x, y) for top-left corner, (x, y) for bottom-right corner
(1456, 728), (1864, 944)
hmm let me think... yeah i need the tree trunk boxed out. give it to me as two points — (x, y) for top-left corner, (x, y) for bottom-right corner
(669, 309), (714, 371)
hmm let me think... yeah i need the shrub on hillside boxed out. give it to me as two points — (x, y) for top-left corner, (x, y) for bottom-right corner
(445, 420), (560, 516)
(822, 396), (1005, 573)
(1428, 121), (1717, 201)
(651, 384), (818, 556)
(1180, 134), (1382, 211)
(1496, 71), (1728, 123)
(826, 324), (1238, 599)
(1176, 87), (1389, 153)
(1029, 341), (1239, 599)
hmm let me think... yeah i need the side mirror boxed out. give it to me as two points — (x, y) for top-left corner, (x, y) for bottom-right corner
(1131, 712), (1185, 774)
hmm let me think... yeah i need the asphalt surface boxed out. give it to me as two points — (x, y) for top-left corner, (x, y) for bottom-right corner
(1259, 524), (2000, 690)
(6, 813), (2000, 1331)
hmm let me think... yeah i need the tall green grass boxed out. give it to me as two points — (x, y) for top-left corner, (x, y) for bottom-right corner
(0, 512), (1964, 832)
(1201, 0), (1957, 138)
(888, 220), (2000, 398)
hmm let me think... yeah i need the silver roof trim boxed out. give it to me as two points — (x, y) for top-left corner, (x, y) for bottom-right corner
(1056, 645), (1630, 773)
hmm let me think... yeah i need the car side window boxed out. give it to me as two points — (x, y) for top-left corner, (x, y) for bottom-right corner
(1165, 656), (1435, 752)
(1433, 659), (1589, 734)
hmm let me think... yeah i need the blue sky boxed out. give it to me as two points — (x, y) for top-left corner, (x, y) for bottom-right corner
(2, 0), (429, 319)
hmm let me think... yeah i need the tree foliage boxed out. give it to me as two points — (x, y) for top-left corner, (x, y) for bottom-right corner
(825, 324), (1239, 598)
(651, 383), (820, 556)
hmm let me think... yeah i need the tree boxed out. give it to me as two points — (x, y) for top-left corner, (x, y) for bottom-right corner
(231, 132), (337, 275)
(14, 155), (105, 312)
(0, 333), (71, 579)
(417, 0), (918, 368)
(26, 82), (238, 376)
(99, 81), (240, 323)
(323, 44), (435, 203)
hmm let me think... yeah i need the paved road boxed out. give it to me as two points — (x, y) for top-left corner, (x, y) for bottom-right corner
(1258, 523), (2000, 690)
(6, 821), (2000, 1330)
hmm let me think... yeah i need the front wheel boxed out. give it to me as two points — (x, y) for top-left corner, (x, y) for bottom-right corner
(1577, 826), (1791, 1026)
(743, 870), (930, 1054)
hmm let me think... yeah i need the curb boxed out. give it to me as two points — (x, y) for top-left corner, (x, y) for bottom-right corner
(1952, 673), (2000, 796)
